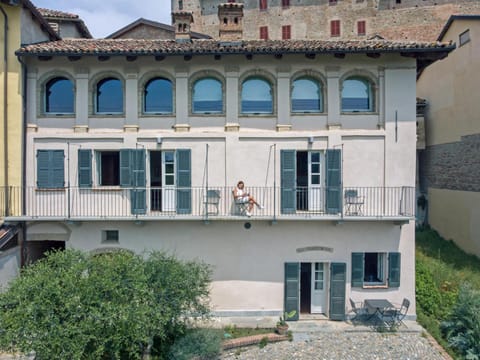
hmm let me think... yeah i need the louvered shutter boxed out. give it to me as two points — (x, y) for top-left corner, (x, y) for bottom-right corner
(326, 149), (341, 214)
(351, 252), (364, 288)
(176, 149), (191, 214)
(284, 263), (299, 321)
(281, 150), (296, 214)
(388, 252), (401, 288)
(329, 262), (346, 321)
(78, 149), (92, 187)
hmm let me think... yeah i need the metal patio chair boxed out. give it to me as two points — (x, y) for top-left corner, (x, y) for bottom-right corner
(344, 189), (365, 215)
(204, 189), (221, 215)
(349, 298), (367, 321)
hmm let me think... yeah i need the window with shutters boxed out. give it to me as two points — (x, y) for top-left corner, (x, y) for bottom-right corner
(259, 26), (269, 40)
(259, 0), (267, 10)
(330, 20), (340, 37)
(45, 77), (74, 114)
(351, 252), (401, 288)
(36, 150), (65, 189)
(97, 151), (120, 186)
(282, 25), (291, 40)
(357, 20), (366, 36)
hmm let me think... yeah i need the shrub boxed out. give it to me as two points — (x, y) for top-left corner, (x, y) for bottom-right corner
(416, 259), (442, 317)
(442, 285), (480, 360)
(168, 328), (222, 360)
(0, 249), (211, 360)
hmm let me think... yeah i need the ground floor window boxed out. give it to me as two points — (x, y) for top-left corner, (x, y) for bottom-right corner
(351, 252), (401, 288)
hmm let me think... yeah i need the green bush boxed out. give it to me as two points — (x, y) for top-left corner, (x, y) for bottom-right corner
(168, 328), (222, 360)
(416, 259), (442, 317)
(0, 249), (211, 360)
(442, 285), (480, 360)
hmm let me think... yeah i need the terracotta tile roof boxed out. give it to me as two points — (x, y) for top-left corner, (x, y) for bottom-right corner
(16, 38), (454, 56)
(37, 8), (79, 19)
(36, 7), (93, 39)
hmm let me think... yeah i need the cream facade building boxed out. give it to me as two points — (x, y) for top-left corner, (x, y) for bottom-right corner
(417, 15), (480, 257)
(6, 8), (453, 319)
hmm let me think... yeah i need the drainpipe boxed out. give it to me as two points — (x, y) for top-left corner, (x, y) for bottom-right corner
(0, 5), (9, 217)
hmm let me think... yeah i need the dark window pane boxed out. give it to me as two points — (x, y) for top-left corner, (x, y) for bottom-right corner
(192, 78), (223, 113)
(45, 77), (74, 113)
(342, 77), (372, 111)
(100, 151), (120, 186)
(241, 77), (273, 114)
(144, 78), (173, 113)
(97, 78), (123, 113)
(292, 78), (321, 112)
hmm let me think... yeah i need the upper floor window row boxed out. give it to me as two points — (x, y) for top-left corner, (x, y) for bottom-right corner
(42, 74), (376, 116)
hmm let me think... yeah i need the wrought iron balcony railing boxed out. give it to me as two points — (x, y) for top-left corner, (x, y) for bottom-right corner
(1, 186), (415, 221)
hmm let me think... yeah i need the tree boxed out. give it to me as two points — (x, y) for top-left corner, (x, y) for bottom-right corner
(0, 249), (211, 360)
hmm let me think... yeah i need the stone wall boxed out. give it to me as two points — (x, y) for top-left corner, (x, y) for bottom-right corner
(420, 134), (480, 193)
(175, 0), (480, 40)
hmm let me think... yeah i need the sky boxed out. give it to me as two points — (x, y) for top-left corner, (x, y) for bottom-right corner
(33, 0), (172, 38)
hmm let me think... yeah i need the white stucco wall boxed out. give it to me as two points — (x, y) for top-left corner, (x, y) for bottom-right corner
(53, 219), (415, 316)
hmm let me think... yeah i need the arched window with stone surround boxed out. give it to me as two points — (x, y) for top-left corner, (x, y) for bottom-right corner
(341, 76), (374, 112)
(192, 77), (223, 114)
(144, 77), (173, 114)
(45, 77), (74, 114)
(96, 77), (123, 114)
(291, 77), (322, 113)
(241, 77), (273, 114)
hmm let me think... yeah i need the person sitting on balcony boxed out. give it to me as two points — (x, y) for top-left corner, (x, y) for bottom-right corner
(233, 180), (264, 217)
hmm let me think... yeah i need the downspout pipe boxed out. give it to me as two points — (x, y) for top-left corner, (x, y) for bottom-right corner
(0, 5), (9, 217)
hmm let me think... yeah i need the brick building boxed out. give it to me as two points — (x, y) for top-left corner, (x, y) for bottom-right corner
(172, 0), (480, 40)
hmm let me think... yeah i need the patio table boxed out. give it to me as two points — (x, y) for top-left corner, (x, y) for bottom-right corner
(364, 299), (395, 325)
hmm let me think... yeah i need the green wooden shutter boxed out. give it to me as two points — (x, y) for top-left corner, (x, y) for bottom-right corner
(131, 149), (147, 215)
(284, 262), (300, 321)
(388, 252), (401, 288)
(176, 149), (191, 214)
(37, 150), (64, 188)
(351, 252), (364, 288)
(78, 149), (92, 187)
(120, 149), (132, 187)
(37, 150), (50, 188)
(281, 150), (296, 214)
(51, 150), (65, 188)
(329, 262), (346, 321)
(326, 149), (341, 214)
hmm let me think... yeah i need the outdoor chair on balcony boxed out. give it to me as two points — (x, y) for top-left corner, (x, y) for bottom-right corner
(344, 189), (365, 215)
(232, 190), (249, 216)
(204, 190), (221, 215)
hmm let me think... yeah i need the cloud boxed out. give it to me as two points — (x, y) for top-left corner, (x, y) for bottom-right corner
(33, 0), (172, 38)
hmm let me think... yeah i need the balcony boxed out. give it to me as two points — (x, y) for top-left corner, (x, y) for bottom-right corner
(2, 186), (415, 222)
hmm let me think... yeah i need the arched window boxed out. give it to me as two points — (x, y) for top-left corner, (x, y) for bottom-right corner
(341, 77), (373, 112)
(45, 77), (74, 114)
(96, 77), (123, 114)
(241, 77), (273, 114)
(192, 78), (223, 114)
(144, 78), (173, 114)
(292, 77), (322, 113)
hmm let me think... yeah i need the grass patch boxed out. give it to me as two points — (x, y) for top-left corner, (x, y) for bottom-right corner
(416, 227), (480, 359)
(223, 325), (275, 339)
